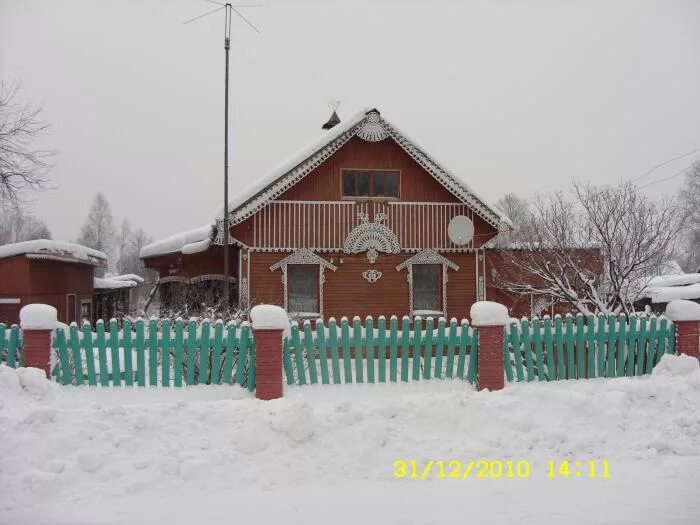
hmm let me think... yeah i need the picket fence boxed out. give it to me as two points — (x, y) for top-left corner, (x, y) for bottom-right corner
(0, 312), (677, 389)
(505, 313), (676, 383)
(284, 316), (479, 385)
(1, 320), (256, 388)
(0, 324), (22, 368)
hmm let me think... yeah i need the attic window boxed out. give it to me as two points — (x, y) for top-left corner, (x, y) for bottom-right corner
(342, 170), (399, 198)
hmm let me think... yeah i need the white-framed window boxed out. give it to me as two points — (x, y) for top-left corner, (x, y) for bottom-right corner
(269, 248), (338, 318)
(412, 264), (441, 312)
(396, 249), (459, 317)
(80, 299), (92, 323)
(288, 265), (319, 314)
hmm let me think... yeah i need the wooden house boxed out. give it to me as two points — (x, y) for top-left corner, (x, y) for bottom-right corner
(0, 240), (144, 325)
(141, 108), (517, 321)
(0, 240), (106, 324)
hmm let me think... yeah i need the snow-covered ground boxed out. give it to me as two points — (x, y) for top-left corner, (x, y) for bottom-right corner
(1, 355), (699, 524)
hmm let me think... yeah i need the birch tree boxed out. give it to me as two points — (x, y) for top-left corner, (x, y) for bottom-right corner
(679, 161), (700, 272)
(0, 205), (51, 243)
(77, 192), (115, 274)
(493, 181), (686, 315)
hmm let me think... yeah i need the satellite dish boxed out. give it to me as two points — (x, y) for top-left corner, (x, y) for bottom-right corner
(448, 215), (474, 245)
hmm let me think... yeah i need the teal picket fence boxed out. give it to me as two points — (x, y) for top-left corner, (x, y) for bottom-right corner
(0, 324), (23, 367)
(505, 313), (676, 382)
(49, 319), (256, 388)
(282, 316), (479, 385)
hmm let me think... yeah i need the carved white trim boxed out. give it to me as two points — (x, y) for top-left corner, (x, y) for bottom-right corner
(225, 109), (506, 230)
(270, 249), (337, 316)
(269, 248), (338, 272)
(362, 269), (382, 283)
(344, 212), (400, 257)
(356, 111), (389, 142)
(395, 248), (459, 271)
(239, 277), (249, 308)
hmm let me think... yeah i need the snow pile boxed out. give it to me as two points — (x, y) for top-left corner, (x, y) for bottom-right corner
(665, 299), (700, 321)
(250, 304), (289, 330)
(0, 239), (106, 265)
(1, 357), (699, 523)
(470, 301), (509, 326)
(19, 303), (58, 329)
(654, 353), (699, 376)
(643, 273), (700, 303)
(139, 225), (213, 259)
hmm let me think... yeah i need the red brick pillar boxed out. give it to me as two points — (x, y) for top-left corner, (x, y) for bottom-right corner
(674, 321), (700, 359)
(470, 301), (509, 392)
(665, 300), (700, 360)
(250, 304), (288, 401)
(19, 304), (58, 379)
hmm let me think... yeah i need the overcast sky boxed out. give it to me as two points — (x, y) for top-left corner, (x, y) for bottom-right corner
(1, 0), (699, 242)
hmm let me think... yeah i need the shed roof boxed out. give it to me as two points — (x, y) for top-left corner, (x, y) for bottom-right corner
(0, 240), (107, 266)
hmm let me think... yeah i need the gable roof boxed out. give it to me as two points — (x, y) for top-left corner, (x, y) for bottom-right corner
(216, 108), (512, 231)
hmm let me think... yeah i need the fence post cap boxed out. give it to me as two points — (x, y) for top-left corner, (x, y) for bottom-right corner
(665, 300), (700, 322)
(470, 301), (509, 327)
(19, 304), (58, 330)
(250, 304), (289, 330)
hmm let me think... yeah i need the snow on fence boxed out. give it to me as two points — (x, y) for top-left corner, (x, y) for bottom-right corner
(0, 324), (23, 367)
(49, 319), (256, 388)
(284, 316), (479, 385)
(505, 313), (676, 383)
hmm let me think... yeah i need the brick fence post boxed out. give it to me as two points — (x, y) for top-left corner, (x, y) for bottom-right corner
(665, 300), (700, 360)
(470, 301), (509, 391)
(250, 304), (288, 400)
(19, 304), (57, 379)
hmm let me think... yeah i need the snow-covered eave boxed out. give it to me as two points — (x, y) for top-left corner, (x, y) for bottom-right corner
(140, 225), (214, 260)
(643, 283), (700, 304)
(94, 277), (139, 290)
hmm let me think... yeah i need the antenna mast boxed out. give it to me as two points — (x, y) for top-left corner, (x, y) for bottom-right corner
(185, 1), (260, 310)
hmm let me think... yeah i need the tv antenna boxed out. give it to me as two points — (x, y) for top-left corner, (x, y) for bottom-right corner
(184, 1), (261, 307)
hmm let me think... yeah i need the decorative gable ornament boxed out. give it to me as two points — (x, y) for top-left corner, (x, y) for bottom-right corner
(343, 212), (400, 263)
(356, 111), (389, 142)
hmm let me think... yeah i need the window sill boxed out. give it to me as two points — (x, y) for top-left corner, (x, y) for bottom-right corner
(290, 311), (322, 320)
(410, 310), (444, 318)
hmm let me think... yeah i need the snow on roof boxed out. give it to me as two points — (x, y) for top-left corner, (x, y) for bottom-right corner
(140, 225), (213, 259)
(645, 283), (700, 304)
(108, 273), (145, 283)
(94, 277), (136, 290)
(0, 239), (107, 265)
(647, 273), (700, 288)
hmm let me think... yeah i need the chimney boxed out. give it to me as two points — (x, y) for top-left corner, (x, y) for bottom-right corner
(322, 109), (341, 130)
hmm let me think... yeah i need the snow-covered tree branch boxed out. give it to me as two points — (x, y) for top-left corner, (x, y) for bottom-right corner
(492, 182), (687, 315)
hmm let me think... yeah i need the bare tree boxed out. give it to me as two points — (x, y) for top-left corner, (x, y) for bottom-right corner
(679, 161), (700, 272)
(77, 192), (115, 274)
(494, 193), (531, 247)
(0, 205), (52, 244)
(0, 82), (53, 204)
(493, 182), (686, 315)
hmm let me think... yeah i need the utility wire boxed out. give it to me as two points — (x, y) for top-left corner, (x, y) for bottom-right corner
(632, 145), (700, 182)
(639, 164), (691, 190)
